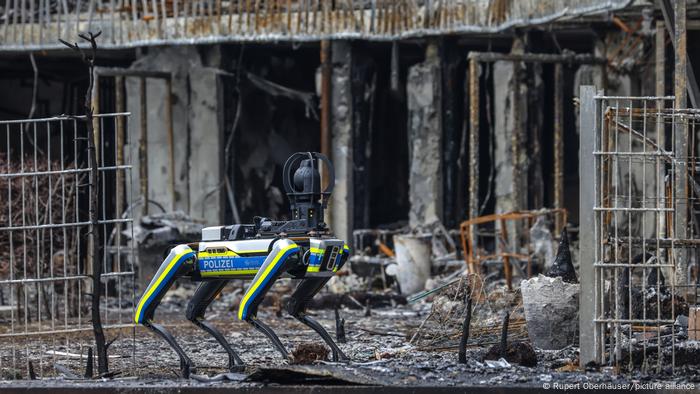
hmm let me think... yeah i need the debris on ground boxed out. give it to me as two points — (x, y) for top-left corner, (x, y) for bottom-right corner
(290, 343), (330, 365)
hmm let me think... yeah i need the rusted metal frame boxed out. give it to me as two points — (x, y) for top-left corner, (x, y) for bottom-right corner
(658, 0), (699, 109)
(554, 62), (564, 235)
(478, 252), (530, 261)
(499, 218), (513, 291)
(459, 208), (567, 283)
(459, 208), (568, 227)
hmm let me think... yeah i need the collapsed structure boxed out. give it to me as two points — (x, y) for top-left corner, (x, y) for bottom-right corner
(0, 0), (699, 386)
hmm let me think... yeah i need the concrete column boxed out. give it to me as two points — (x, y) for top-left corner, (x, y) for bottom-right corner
(492, 60), (516, 215)
(492, 40), (528, 220)
(127, 46), (201, 222)
(330, 41), (354, 243)
(189, 66), (225, 225)
(126, 46), (225, 225)
(578, 85), (599, 365)
(406, 42), (442, 229)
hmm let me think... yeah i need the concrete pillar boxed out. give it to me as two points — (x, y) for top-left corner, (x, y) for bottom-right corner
(189, 66), (225, 225)
(330, 41), (354, 243)
(126, 46), (224, 225)
(492, 40), (529, 220)
(406, 42), (442, 229)
(127, 46), (200, 221)
(492, 60), (516, 215)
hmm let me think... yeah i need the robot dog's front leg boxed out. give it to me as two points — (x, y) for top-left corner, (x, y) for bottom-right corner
(135, 244), (197, 377)
(238, 239), (300, 359)
(287, 244), (351, 362)
(186, 280), (245, 372)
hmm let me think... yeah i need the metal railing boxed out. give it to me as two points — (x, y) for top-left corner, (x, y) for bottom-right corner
(581, 89), (700, 372)
(0, 113), (135, 378)
(0, 0), (632, 50)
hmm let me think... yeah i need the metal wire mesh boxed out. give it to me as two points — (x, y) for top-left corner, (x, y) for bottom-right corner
(592, 95), (700, 373)
(0, 113), (135, 379)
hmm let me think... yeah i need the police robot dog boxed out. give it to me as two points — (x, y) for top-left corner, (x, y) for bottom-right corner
(134, 152), (349, 377)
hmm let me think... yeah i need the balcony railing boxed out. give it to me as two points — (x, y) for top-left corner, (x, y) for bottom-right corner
(0, 0), (631, 50)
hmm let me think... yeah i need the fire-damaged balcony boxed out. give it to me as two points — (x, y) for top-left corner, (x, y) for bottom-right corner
(0, 0), (632, 50)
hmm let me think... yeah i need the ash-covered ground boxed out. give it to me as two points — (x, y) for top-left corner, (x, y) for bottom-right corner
(2, 281), (699, 391)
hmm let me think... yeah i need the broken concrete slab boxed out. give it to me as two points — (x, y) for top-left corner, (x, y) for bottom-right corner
(520, 275), (579, 350)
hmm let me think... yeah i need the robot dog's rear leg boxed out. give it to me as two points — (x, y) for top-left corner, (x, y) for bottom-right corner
(186, 280), (245, 372)
(134, 244), (196, 378)
(287, 244), (351, 362)
(287, 277), (349, 362)
(238, 239), (300, 360)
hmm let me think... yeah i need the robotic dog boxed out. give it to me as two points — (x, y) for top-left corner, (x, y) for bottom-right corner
(134, 152), (349, 377)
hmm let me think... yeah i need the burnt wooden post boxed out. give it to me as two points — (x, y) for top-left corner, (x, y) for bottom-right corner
(59, 31), (109, 375)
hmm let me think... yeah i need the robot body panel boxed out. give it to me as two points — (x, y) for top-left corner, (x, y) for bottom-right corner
(197, 239), (273, 278)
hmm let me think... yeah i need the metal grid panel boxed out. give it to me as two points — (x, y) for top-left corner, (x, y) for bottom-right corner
(0, 113), (134, 378)
(591, 95), (700, 372)
(0, 0), (631, 50)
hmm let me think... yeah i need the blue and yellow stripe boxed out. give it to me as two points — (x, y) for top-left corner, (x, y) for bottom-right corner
(134, 245), (195, 324)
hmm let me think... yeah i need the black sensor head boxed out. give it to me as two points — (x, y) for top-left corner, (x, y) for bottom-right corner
(282, 152), (334, 231)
